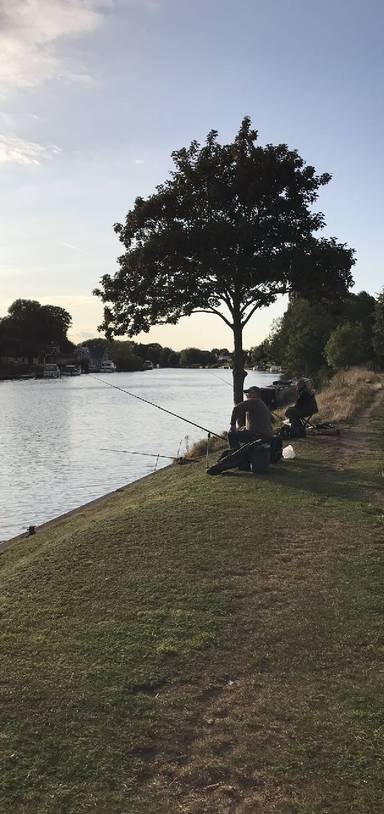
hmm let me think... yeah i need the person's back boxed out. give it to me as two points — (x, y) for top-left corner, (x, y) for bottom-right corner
(231, 398), (273, 440)
(228, 386), (274, 450)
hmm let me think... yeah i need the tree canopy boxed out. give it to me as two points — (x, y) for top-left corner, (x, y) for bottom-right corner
(373, 288), (384, 367)
(325, 322), (369, 370)
(0, 299), (73, 363)
(95, 117), (355, 402)
(248, 291), (376, 376)
(179, 347), (216, 367)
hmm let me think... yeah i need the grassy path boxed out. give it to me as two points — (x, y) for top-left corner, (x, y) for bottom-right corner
(1, 386), (384, 813)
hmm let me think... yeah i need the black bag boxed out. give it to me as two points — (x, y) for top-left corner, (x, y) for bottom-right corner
(278, 420), (305, 439)
(291, 419), (306, 438)
(270, 436), (283, 463)
(249, 444), (270, 474)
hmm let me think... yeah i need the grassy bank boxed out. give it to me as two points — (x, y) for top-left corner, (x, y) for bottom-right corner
(1, 379), (384, 813)
(316, 367), (383, 423)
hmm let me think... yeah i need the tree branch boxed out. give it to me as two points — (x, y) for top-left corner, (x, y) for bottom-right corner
(241, 303), (261, 328)
(240, 300), (253, 315)
(190, 308), (233, 328)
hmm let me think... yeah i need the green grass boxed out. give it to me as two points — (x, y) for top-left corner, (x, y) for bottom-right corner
(1, 403), (384, 813)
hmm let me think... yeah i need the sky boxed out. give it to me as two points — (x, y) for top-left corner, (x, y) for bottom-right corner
(0, 0), (383, 350)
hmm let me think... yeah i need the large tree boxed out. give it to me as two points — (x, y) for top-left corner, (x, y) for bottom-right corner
(95, 118), (355, 403)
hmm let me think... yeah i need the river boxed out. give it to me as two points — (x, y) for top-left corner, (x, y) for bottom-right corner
(0, 368), (277, 541)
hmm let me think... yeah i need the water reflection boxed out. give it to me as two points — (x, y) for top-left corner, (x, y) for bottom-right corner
(0, 369), (276, 540)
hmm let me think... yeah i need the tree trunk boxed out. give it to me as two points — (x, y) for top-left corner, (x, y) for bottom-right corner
(232, 318), (244, 405)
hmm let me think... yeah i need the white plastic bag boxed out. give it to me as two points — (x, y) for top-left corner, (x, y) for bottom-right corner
(282, 444), (295, 460)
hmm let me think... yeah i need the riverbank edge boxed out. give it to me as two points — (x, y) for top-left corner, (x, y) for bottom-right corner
(3, 366), (381, 556)
(0, 462), (175, 555)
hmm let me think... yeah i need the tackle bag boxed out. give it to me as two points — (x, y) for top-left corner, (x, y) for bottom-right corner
(270, 436), (283, 463)
(278, 420), (306, 439)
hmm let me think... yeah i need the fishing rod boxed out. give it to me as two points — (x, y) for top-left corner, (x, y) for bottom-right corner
(100, 447), (201, 461)
(101, 448), (175, 459)
(91, 376), (223, 439)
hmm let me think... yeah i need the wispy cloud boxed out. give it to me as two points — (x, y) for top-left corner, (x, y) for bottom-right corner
(0, 1), (113, 94)
(0, 1), (114, 167)
(60, 241), (88, 258)
(0, 135), (60, 166)
(0, 1), (161, 168)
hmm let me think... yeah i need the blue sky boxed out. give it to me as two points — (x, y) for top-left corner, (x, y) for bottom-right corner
(0, 0), (383, 349)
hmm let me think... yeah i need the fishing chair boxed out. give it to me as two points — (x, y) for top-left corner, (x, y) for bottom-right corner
(279, 413), (314, 439)
(296, 414), (315, 436)
(299, 415), (340, 437)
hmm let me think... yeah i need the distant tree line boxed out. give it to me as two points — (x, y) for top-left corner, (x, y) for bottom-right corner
(80, 338), (232, 371)
(248, 288), (384, 378)
(0, 299), (233, 375)
(3, 292), (383, 382)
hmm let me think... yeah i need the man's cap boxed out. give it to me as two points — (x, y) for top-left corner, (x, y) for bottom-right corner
(244, 386), (260, 394)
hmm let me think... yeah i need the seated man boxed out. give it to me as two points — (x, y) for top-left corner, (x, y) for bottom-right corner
(228, 386), (274, 450)
(285, 379), (318, 422)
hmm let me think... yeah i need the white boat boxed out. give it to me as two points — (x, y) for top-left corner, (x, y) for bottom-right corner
(42, 364), (61, 379)
(100, 360), (116, 373)
(61, 365), (81, 376)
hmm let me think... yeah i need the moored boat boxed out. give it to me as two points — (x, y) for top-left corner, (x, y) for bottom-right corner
(42, 364), (61, 379)
(61, 365), (81, 376)
(100, 360), (116, 373)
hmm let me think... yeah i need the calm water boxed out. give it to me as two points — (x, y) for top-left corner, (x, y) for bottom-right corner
(0, 368), (276, 541)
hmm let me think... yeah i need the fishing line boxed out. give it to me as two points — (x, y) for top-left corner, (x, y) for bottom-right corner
(91, 375), (223, 439)
(211, 372), (232, 387)
(101, 448), (176, 459)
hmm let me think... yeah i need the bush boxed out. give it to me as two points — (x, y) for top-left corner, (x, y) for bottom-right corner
(186, 434), (227, 459)
(373, 288), (384, 368)
(325, 322), (368, 370)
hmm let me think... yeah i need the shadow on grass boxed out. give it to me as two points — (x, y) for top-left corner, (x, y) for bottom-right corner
(268, 457), (382, 509)
(218, 456), (382, 511)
